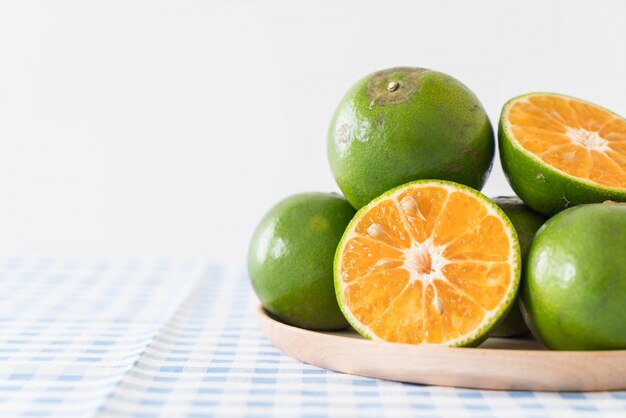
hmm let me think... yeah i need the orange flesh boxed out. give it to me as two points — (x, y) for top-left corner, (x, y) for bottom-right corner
(507, 95), (626, 188)
(338, 186), (514, 345)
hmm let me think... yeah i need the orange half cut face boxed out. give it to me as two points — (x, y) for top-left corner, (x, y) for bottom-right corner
(334, 180), (521, 346)
(504, 94), (626, 189)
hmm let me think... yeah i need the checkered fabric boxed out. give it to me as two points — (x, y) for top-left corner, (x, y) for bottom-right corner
(0, 259), (625, 417)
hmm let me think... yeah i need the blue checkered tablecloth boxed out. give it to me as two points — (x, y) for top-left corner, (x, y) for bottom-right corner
(0, 259), (625, 417)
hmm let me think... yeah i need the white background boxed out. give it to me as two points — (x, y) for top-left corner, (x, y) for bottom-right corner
(1, 0), (625, 263)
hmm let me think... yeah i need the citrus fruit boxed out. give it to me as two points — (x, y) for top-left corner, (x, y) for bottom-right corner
(334, 180), (521, 346)
(499, 92), (626, 215)
(248, 193), (355, 330)
(327, 67), (495, 209)
(522, 202), (626, 350)
(489, 197), (546, 338)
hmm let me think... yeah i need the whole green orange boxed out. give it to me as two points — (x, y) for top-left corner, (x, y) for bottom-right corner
(247, 193), (355, 330)
(490, 197), (546, 338)
(327, 67), (495, 209)
(522, 203), (626, 350)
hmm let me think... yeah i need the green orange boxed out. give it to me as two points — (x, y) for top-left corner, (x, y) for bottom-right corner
(328, 67), (495, 209)
(499, 92), (626, 215)
(334, 180), (521, 346)
(248, 193), (355, 330)
(490, 197), (547, 338)
(522, 202), (626, 350)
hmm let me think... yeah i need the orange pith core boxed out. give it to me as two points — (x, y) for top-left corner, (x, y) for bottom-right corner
(507, 95), (626, 188)
(338, 185), (514, 345)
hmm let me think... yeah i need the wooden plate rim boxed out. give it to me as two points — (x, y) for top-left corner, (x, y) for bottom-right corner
(257, 305), (626, 392)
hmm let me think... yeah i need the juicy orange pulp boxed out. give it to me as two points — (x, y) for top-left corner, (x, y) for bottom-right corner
(337, 184), (517, 345)
(507, 95), (626, 188)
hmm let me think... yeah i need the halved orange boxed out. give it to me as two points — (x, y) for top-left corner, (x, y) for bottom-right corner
(334, 180), (521, 346)
(499, 93), (626, 215)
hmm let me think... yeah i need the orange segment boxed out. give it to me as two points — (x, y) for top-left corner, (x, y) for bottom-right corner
(369, 281), (424, 344)
(393, 186), (449, 243)
(506, 94), (626, 188)
(336, 181), (519, 346)
(600, 119), (626, 141)
(432, 190), (488, 246)
(343, 269), (410, 327)
(443, 262), (511, 310)
(353, 199), (412, 249)
(340, 236), (404, 284)
(423, 280), (486, 344)
(510, 126), (569, 156)
(589, 152), (626, 187)
(443, 215), (511, 262)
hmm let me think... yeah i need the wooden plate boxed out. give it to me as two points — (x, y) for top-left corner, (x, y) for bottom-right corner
(257, 306), (626, 392)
